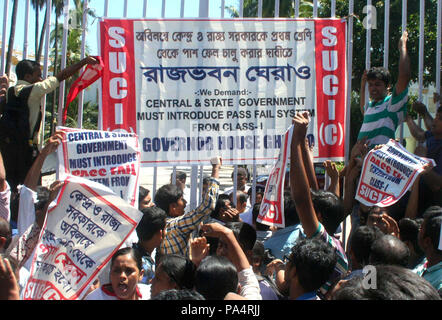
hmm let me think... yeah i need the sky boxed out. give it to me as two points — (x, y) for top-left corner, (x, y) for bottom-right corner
(1, 0), (239, 58)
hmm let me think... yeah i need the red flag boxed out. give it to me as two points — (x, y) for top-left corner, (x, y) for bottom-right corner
(63, 56), (104, 125)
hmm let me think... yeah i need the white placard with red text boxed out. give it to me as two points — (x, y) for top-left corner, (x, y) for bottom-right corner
(99, 18), (347, 166)
(355, 139), (435, 207)
(257, 125), (293, 228)
(56, 126), (141, 207)
(23, 175), (143, 300)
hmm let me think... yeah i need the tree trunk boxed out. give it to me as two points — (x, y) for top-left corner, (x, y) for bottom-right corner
(36, 9), (48, 64)
(5, 0), (19, 76)
(35, 9), (39, 62)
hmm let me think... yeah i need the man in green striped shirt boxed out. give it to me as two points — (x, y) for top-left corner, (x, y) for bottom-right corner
(358, 31), (411, 148)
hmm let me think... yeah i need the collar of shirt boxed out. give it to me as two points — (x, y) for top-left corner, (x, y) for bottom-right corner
(425, 260), (442, 274)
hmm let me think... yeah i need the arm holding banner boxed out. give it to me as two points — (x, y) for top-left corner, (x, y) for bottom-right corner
(23, 131), (63, 191)
(404, 165), (433, 219)
(289, 112), (319, 238)
(56, 56), (100, 82)
(405, 114), (426, 143)
(5, 181), (62, 271)
(413, 101), (434, 131)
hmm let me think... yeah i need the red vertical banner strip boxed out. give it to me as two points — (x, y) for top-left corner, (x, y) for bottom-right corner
(315, 19), (347, 161)
(100, 19), (137, 134)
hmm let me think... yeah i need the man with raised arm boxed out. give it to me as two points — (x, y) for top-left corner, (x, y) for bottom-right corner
(0, 57), (100, 192)
(290, 112), (348, 298)
(155, 158), (221, 257)
(358, 31), (411, 148)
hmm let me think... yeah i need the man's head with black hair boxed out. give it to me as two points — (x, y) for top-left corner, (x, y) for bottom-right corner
(154, 184), (185, 217)
(138, 186), (152, 210)
(310, 189), (343, 235)
(366, 67), (391, 102)
(231, 167), (249, 191)
(150, 289), (205, 300)
(399, 218), (425, 267)
(369, 234), (410, 267)
(222, 221), (257, 255)
(247, 186), (265, 206)
(16, 60), (42, 83)
(136, 206), (167, 252)
(349, 225), (384, 270)
(194, 255), (238, 300)
(285, 238), (337, 295)
(232, 191), (248, 214)
(418, 206), (442, 256)
(171, 171), (187, 191)
(333, 264), (440, 300)
(212, 194), (236, 222)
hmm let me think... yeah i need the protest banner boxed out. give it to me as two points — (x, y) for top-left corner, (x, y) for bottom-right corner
(257, 125), (293, 228)
(23, 175), (143, 300)
(62, 56), (105, 125)
(355, 139), (436, 207)
(99, 18), (347, 166)
(57, 126), (141, 207)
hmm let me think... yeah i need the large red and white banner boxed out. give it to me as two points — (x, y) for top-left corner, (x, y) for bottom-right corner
(99, 18), (347, 166)
(23, 175), (143, 300)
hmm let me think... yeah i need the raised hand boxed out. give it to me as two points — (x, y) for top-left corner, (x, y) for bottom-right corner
(189, 236), (210, 267)
(292, 112), (310, 145)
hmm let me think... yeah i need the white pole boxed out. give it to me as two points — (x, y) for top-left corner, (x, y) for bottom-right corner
(23, 0), (31, 59)
(78, 0), (89, 129)
(162, 0), (166, 18)
(124, 0), (128, 17)
(313, 0), (318, 18)
(104, 0), (109, 17)
(343, 0), (355, 252)
(143, 0), (148, 17)
(1, 0), (9, 75)
(181, 0), (185, 18)
(221, 0), (225, 18)
(365, 0), (372, 104)
(40, 0), (52, 148)
(345, 0), (354, 164)
(275, 0), (280, 18)
(331, 0), (336, 17)
(57, 0), (70, 126)
(294, 0), (299, 18)
(383, 0), (390, 69)
(399, 0), (407, 145)
(258, 0), (263, 18)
